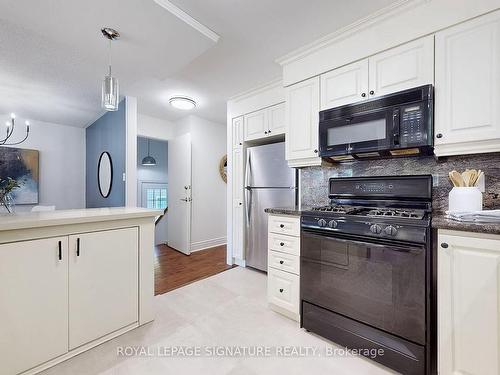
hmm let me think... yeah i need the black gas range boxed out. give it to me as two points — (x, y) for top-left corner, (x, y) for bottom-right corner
(300, 175), (435, 375)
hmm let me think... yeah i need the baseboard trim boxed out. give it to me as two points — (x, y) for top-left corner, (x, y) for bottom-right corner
(190, 237), (227, 252)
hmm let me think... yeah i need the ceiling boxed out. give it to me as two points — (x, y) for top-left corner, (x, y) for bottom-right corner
(0, 0), (396, 127)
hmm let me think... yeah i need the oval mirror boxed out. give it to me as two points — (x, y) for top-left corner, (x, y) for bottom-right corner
(98, 152), (113, 198)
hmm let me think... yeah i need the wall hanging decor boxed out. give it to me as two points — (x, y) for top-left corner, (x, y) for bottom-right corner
(0, 146), (39, 207)
(219, 154), (227, 183)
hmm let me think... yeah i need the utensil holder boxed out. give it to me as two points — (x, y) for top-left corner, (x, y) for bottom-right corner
(448, 187), (483, 213)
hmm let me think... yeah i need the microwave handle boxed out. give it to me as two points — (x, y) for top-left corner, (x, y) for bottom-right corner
(392, 109), (400, 146)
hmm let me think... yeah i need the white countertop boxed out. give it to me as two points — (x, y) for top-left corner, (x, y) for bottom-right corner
(0, 207), (162, 232)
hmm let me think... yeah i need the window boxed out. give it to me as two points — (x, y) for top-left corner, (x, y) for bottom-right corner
(140, 182), (167, 209)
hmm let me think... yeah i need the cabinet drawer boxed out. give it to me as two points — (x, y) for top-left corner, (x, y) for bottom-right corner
(268, 268), (300, 315)
(268, 232), (300, 256)
(269, 250), (299, 275)
(268, 215), (300, 237)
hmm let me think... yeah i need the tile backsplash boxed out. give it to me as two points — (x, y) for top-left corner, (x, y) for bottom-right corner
(300, 153), (500, 212)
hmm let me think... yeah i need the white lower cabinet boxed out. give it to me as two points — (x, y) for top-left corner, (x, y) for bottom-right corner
(69, 228), (138, 349)
(267, 214), (300, 321)
(0, 227), (140, 375)
(438, 230), (500, 375)
(0, 237), (69, 375)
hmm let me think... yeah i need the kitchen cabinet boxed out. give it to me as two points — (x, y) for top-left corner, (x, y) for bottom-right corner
(320, 36), (433, 111)
(68, 228), (138, 349)
(244, 103), (285, 141)
(268, 102), (285, 135)
(321, 59), (369, 109)
(244, 109), (267, 141)
(368, 35), (434, 98)
(232, 116), (243, 148)
(285, 76), (321, 167)
(434, 10), (500, 156)
(267, 214), (300, 321)
(0, 237), (69, 375)
(232, 199), (244, 260)
(438, 230), (500, 375)
(232, 147), (244, 202)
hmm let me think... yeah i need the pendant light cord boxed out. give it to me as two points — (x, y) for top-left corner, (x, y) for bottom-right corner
(108, 39), (112, 76)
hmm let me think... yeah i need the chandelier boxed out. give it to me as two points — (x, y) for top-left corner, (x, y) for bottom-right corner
(1, 113), (30, 146)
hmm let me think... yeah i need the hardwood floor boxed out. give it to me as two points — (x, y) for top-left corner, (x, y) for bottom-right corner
(154, 244), (235, 295)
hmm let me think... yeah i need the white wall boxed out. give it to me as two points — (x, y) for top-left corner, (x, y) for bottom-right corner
(137, 113), (176, 141)
(175, 115), (227, 251)
(1, 115), (85, 212)
(137, 113), (227, 251)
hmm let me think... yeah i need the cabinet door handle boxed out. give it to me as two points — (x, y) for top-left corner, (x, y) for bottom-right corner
(279, 288), (284, 293)
(280, 224), (285, 228)
(58, 241), (62, 261)
(369, 90), (375, 95)
(361, 93), (366, 98)
(314, 149), (319, 154)
(441, 243), (449, 249)
(264, 131), (268, 135)
(268, 130), (271, 134)
(76, 238), (80, 256)
(279, 260), (284, 264)
(280, 242), (285, 246)
(436, 133), (443, 139)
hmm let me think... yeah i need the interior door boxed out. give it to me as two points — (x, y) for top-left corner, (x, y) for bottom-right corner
(168, 132), (192, 254)
(0, 237), (68, 375)
(68, 228), (138, 349)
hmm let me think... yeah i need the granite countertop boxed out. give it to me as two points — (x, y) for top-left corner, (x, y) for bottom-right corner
(264, 207), (303, 216)
(432, 212), (500, 235)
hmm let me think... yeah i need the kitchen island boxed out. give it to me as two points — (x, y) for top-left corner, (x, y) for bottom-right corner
(0, 207), (160, 375)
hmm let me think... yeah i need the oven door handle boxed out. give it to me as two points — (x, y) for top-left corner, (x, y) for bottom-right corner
(302, 229), (425, 253)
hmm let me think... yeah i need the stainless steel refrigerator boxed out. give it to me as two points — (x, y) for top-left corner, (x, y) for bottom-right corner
(245, 142), (297, 271)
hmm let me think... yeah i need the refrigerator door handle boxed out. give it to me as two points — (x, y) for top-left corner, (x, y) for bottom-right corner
(245, 149), (252, 223)
(244, 149), (251, 188)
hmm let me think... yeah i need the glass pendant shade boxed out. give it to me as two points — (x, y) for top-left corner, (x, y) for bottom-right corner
(102, 73), (119, 111)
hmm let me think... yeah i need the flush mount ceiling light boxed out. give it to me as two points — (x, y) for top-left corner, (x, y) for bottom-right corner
(142, 139), (157, 166)
(169, 96), (196, 110)
(101, 27), (120, 112)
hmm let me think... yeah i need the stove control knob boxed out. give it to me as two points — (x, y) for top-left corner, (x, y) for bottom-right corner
(318, 219), (327, 227)
(328, 220), (338, 228)
(370, 224), (382, 234)
(385, 225), (398, 236)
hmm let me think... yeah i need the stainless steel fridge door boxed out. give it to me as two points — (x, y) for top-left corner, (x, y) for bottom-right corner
(245, 187), (296, 271)
(246, 142), (295, 188)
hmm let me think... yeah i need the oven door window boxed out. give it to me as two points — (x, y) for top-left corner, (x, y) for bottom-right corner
(320, 110), (392, 155)
(301, 231), (426, 345)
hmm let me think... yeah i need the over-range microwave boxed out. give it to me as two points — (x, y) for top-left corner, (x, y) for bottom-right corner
(319, 85), (434, 161)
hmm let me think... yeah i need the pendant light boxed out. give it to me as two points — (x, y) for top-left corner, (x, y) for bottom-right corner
(101, 27), (120, 111)
(142, 139), (157, 166)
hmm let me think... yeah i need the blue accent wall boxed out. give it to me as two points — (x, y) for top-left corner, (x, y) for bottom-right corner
(86, 99), (126, 208)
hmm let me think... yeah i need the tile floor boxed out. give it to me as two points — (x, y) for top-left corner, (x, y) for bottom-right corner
(40, 267), (395, 375)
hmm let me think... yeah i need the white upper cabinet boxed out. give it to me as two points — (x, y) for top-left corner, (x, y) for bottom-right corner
(438, 230), (500, 375)
(434, 10), (500, 156)
(268, 102), (285, 135)
(320, 36), (434, 111)
(244, 109), (268, 141)
(232, 116), (244, 148)
(285, 76), (321, 166)
(368, 35), (434, 98)
(321, 59), (369, 110)
(243, 103), (285, 141)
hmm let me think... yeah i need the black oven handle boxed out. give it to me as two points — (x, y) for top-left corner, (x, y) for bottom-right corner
(302, 228), (425, 253)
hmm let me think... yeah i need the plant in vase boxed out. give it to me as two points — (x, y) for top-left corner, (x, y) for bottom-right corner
(0, 177), (23, 213)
